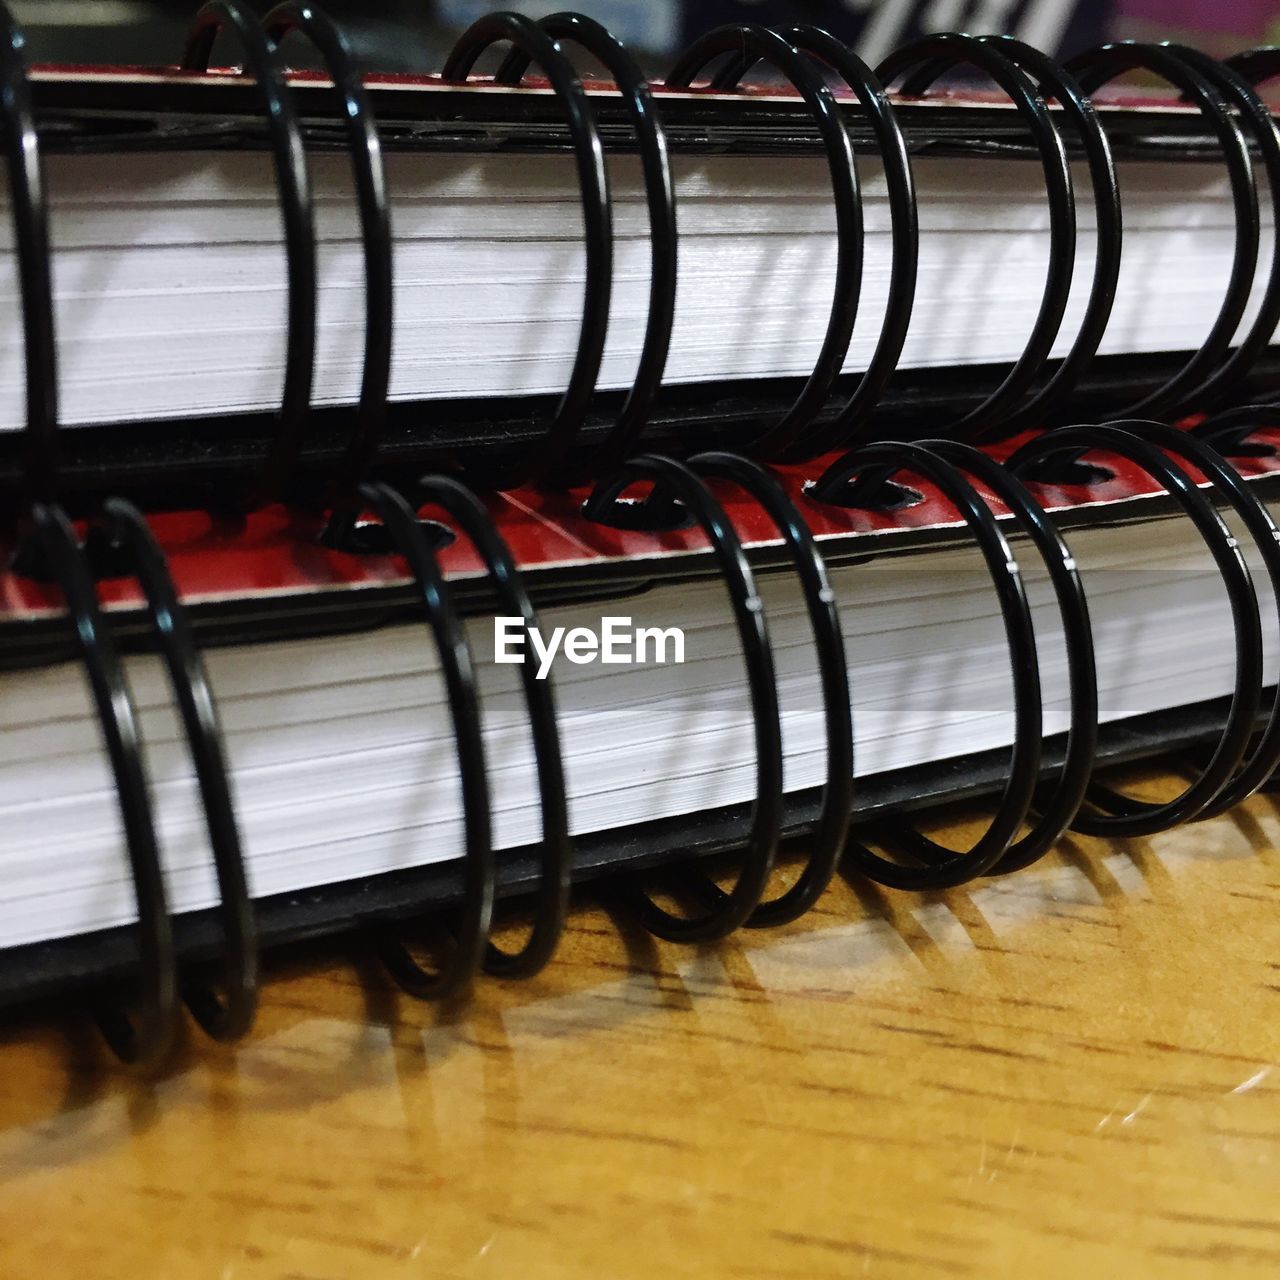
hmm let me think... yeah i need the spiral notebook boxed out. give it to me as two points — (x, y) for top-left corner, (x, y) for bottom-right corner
(2, 7), (1280, 1062)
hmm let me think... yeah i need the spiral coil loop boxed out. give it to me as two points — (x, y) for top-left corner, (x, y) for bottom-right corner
(27, 503), (180, 1066)
(1066, 44), (1260, 420)
(296, 30), (578, 985)
(443, 12), (612, 488)
(687, 453), (853, 926)
(811, 441), (1044, 890)
(780, 28), (917, 458)
(418, 475), (573, 980)
(584, 454), (784, 941)
(2, 0), (177, 1063)
(181, 0), (317, 506)
(878, 33), (1077, 439)
(1193, 49), (1280, 455)
(587, 450), (854, 928)
(811, 435), (1100, 879)
(351, 482), (494, 1001)
(94, 499), (259, 1042)
(346, 476), (574, 993)
(1090, 421), (1280, 817)
(667, 25), (863, 459)
(911, 439), (1099, 874)
(1164, 47), (1280, 406)
(497, 13), (676, 480)
(969, 35), (1122, 432)
(259, 2), (393, 503)
(1007, 424), (1265, 837)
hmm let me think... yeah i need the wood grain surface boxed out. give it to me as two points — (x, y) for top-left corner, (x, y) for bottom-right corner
(3, 770), (1280, 1277)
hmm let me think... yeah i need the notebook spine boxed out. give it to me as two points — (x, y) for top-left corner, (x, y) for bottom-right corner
(4, 2), (1280, 1064)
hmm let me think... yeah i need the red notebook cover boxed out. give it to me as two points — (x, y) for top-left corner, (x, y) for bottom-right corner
(4, 430), (1279, 628)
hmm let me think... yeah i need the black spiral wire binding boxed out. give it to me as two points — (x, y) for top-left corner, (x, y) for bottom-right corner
(173, 18), (1280, 959)
(670, 24), (919, 462)
(804, 35), (1280, 864)
(666, 25), (863, 460)
(583, 455), (784, 941)
(562, 24), (1088, 918)
(459, 25), (1278, 926)
(351, 477), (572, 995)
(181, 0), (317, 506)
(1227, 46), (1280, 83)
(896, 440), (1098, 875)
(775, 26), (917, 459)
(975, 46), (1280, 824)
(809, 442), (1044, 890)
(233, 24), (1280, 941)
(1192, 50), (1280, 457)
(259, 1), (392, 511)
(702, 458), (854, 926)
(1065, 45), (1260, 421)
(2, 1), (258, 1062)
(812, 437), (1099, 880)
(1088, 421), (1280, 817)
(22, 506), (178, 1065)
(442, 12), (612, 488)
(558, 19), (916, 934)
(496, 13), (677, 480)
(190, 0), (389, 541)
(417, 476), (572, 980)
(1165, 48), (1280, 408)
(565, 19), (880, 935)
(976, 42), (1280, 827)
(236, 6), (576, 988)
(877, 33), (1078, 440)
(1194, 403), (1280, 456)
(347, 482), (492, 1001)
(1124, 47), (1280, 795)
(689, 455), (852, 926)
(556, 24), (866, 928)
(968, 35), (1122, 433)
(188, 2), (581, 988)
(91, 499), (258, 1043)
(943, 44), (1280, 835)
(587, 452), (854, 929)
(1006, 424), (1264, 836)
(0, 12), (54, 504)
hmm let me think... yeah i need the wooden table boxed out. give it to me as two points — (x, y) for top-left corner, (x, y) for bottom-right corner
(3, 774), (1280, 1277)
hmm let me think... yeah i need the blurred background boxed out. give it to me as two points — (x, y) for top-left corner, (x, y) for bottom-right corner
(7, 0), (1278, 73)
